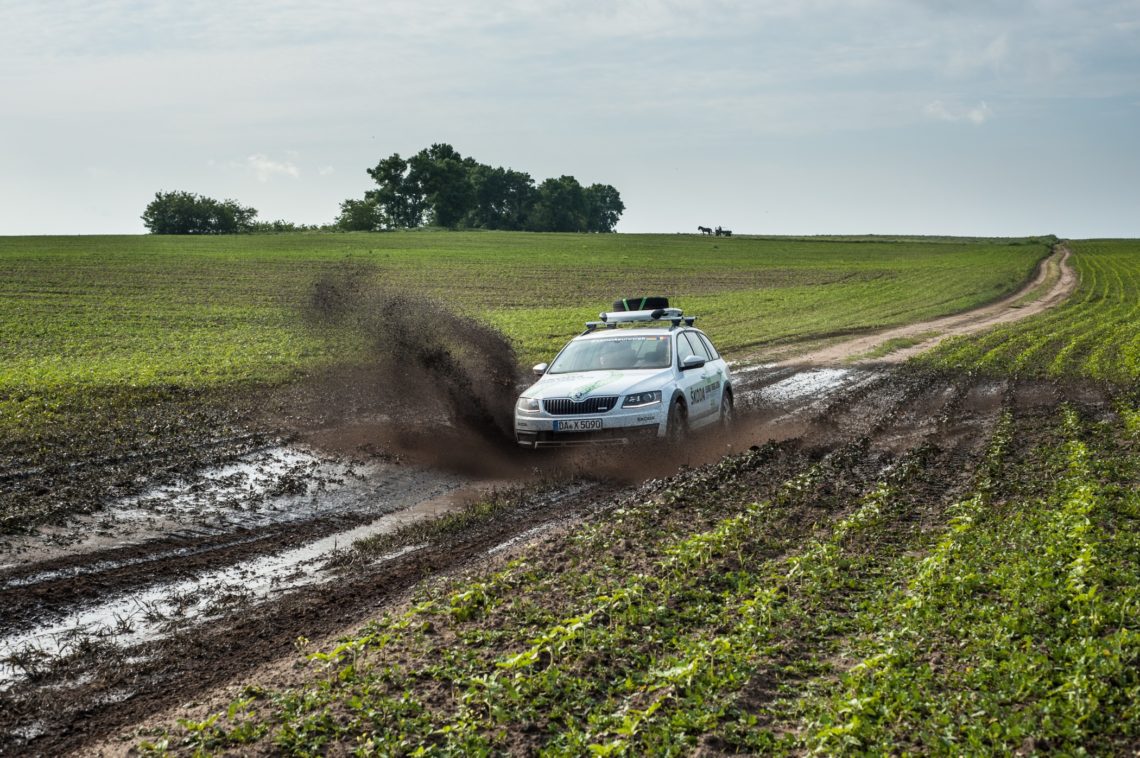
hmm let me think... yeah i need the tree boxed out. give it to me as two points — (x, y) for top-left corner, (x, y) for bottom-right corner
(141, 191), (258, 234)
(210, 197), (258, 234)
(584, 183), (624, 233)
(528, 176), (588, 232)
(407, 143), (476, 228)
(364, 154), (425, 228)
(334, 198), (385, 231)
(466, 165), (537, 230)
(340, 145), (624, 233)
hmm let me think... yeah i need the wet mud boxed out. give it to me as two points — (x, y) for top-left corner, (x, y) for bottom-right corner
(3, 360), (1112, 757)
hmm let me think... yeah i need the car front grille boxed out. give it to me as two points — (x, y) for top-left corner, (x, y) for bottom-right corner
(544, 396), (618, 415)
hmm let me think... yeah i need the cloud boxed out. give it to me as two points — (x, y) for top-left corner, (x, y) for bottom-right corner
(245, 154), (300, 182)
(924, 99), (993, 124)
(946, 32), (1009, 77)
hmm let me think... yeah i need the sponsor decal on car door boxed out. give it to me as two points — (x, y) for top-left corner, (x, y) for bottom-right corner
(676, 333), (710, 418)
(680, 332), (721, 420)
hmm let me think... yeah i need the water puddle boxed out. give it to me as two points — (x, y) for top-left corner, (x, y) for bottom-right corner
(2, 445), (445, 566)
(0, 481), (499, 690)
(734, 367), (885, 442)
(756, 368), (854, 404)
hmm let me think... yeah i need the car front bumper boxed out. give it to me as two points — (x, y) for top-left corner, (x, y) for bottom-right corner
(514, 408), (665, 448)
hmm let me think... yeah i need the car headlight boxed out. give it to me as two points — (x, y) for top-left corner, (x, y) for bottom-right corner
(622, 390), (662, 408)
(516, 397), (541, 414)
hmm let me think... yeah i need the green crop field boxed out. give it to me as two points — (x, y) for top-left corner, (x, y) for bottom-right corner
(921, 239), (1140, 384)
(0, 232), (1048, 436)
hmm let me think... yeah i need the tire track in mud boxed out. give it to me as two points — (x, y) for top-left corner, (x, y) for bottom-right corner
(0, 367), (1075, 756)
(0, 477), (620, 756)
(717, 376), (1015, 744)
(0, 457), (475, 635)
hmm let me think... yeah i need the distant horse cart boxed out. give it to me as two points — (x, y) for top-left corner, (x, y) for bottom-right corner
(697, 225), (732, 236)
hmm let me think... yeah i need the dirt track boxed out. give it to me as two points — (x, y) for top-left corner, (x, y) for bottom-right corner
(776, 243), (1076, 366)
(0, 246), (1081, 756)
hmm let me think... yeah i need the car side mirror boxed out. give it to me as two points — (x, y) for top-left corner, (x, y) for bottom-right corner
(680, 355), (706, 371)
(533, 362), (548, 376)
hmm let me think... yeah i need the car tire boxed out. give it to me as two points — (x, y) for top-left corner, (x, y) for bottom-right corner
(666, 398), (688, 445)
(719, 390), (734, 430)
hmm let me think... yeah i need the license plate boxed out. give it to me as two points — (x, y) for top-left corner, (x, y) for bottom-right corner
(554, 418), (603, 432)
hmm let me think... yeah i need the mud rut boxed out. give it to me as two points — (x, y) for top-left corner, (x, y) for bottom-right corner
(1, 361), (1118, 757)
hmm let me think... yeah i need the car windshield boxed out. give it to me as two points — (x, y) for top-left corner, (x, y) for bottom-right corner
(548, 335), (672, 373)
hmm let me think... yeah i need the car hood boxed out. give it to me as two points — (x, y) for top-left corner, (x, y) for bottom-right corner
(523, 369), (671, 401)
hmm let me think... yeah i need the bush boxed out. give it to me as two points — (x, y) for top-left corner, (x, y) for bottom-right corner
(142, 191), (258, 234)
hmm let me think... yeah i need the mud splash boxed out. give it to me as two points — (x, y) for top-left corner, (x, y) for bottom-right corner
(303, 269), (522, 455)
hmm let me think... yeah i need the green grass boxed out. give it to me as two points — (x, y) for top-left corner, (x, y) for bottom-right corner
(848, 333), (937, 361)
(0, 232), (1048, 437)
(921, 239), (1140, 384)
(11, 230), (1129, 755)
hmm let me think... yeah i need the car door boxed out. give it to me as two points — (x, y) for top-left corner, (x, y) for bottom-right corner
(675, 332), (716, 422)
(695, 331), (729, 419)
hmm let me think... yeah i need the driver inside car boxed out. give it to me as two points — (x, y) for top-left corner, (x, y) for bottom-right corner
(637, 339), (669, 368)
(599, 342), (637, 369)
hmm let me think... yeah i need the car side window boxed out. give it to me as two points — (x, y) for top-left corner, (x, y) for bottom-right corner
(675, 333), (696, 366)
(685, 332), (712, 361)
(697, 333), (719, 360)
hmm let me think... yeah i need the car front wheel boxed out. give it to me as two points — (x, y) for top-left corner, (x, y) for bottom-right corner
(666, 399), (687, 445)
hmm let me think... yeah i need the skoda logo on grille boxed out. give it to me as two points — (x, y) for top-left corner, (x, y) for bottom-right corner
(571, 389), (589, 402)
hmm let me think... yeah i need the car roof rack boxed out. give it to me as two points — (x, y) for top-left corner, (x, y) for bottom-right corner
(584, 306), (697, 332)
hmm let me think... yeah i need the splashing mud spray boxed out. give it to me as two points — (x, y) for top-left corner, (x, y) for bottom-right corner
(298, 269), (762, 478)
(302, 266), (523, 467)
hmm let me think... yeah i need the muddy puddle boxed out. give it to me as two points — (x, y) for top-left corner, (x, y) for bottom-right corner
(0, 481), (504, 690)
(757, 367), (852, 402)
(735, 365), (880, 429)
(0, 444), (466, 567)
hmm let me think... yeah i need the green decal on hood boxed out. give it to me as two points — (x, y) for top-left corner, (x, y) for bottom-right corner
(569, 371), (625, 401)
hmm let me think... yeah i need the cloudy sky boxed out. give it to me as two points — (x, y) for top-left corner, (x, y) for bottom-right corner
(2, 0), (1138, 237)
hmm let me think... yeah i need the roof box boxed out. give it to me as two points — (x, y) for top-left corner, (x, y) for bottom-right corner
(612, 297), (669, 312)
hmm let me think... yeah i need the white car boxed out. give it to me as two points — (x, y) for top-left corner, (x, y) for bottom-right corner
(514, 301), (734, 448)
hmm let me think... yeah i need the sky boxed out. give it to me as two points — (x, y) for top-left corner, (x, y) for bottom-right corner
(1, 0), (1138, 237)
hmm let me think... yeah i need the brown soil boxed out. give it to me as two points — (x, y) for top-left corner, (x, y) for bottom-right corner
(0, 365), (1073, 757)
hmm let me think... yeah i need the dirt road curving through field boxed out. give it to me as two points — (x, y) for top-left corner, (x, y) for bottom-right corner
(776, 244), (1077, 367)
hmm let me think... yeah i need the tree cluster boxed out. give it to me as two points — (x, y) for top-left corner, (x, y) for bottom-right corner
(141, 191), (259, 235)
(336, 144), (624, 233)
